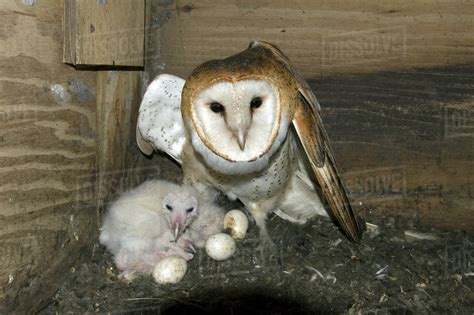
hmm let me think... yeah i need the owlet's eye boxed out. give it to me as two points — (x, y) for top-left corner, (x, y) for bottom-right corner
(250, 97), (262, 109)
(165, 204), (173, 211)
(186, 207), (194, 213)
(210, 102), (225, 113)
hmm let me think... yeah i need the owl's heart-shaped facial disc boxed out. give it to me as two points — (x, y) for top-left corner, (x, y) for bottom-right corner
(191, 79), (281, 162)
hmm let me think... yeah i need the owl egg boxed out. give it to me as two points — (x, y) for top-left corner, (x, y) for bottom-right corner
(152, 256), (187, 284)
(224, 209), (249, 240)
(205, 233), (236, 261)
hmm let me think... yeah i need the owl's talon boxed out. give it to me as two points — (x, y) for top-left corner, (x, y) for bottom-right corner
(187, 243), (196, 254)
(177, 234), (197, 254)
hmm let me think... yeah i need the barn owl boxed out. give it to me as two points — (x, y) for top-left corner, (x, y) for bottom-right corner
(137, 41), (364, 244)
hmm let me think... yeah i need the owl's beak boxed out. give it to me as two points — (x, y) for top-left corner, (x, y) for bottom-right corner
(236, 129), (247, 151)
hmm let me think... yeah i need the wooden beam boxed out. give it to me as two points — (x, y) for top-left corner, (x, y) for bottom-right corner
(96, 70), (143, 208)
(63, 0), (145, 67)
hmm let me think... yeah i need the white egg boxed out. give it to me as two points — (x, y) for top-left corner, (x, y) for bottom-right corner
(223, 209), (249, 240)
(205, 233), (236, 261)
(152, 256), (187, 284)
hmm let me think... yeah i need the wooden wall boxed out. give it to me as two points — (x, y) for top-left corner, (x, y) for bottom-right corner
(156, 0), (474, 78)
(0, 1), (183, 311)
(0, 1), (98, 312)
(309, 66), (473, 232)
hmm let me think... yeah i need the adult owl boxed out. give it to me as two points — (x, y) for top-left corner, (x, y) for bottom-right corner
(137, 41), (364, 244)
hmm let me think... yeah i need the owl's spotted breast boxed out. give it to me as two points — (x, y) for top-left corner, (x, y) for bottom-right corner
(204, 136), (293, 203)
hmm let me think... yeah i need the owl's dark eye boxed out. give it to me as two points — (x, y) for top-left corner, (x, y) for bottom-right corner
(210, 102), (225, 113)
(165, 204), (173, 211)
(250, 97), (262, 109)
(186, 207), (194, 213)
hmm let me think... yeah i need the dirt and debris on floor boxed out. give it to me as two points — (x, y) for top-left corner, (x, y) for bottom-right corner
(40, 207), (473, 314)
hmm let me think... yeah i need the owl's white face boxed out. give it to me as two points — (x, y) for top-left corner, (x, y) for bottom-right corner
(192, 80), (280, 159)
(189, 79), (289, 175)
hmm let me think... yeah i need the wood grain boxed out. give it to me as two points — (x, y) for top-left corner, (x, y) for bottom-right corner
(0, 1), (97, 312)
(63, 0), (145, 66)
(309, 64), (473, 231)
(153, 0), (474, 78)
(96, 70), (147, 209)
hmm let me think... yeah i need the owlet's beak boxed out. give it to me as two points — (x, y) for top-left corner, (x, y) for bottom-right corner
(173, 222), (180, 241)
(171, 220), (185, 241)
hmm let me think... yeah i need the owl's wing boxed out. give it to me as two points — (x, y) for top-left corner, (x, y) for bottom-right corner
(136, 74), (187, 164)
(250, 41), (364, 243)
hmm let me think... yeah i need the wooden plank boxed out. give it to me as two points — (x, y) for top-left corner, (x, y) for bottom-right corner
(153, 0), (474, 78)
(308, 64), (474, 232)
(63, 0), (145, 67)
(0, 1), (97, 313)
(96, 70), (143, 208)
